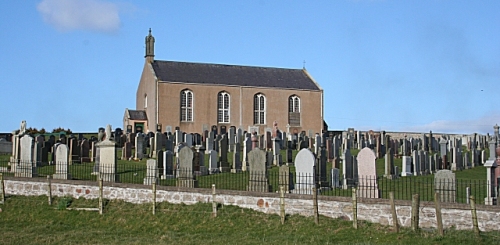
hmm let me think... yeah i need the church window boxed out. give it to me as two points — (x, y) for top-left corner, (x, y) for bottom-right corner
(253, 93), (266, 125)
(144, 94), (147, 109)
(218, 92), (230, 123)
(288, 95), (300, 126)
(180, 89), (193, 122)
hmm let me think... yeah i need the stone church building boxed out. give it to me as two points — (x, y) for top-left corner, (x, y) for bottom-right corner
(124, 30), (324, 136)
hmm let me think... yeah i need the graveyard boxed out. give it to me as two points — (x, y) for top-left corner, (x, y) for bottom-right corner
(1, 120), (500, 239)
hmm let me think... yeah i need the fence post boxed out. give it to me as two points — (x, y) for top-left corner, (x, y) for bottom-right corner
(99, 176), (103, 215)
(152, 180), (156, 215)
(0, 173), (4, 204)
(312, 186), (319, 225)
(47, 175), (52, 206)
(280, 186), (285, 225)
(470, 195), (480, 236)
(389, 192), (399, 232)
(212, 184), (217, 218)
(434, 192), (444, 236)
(352, 188), (358, 229)
(411, 194), (420, 231)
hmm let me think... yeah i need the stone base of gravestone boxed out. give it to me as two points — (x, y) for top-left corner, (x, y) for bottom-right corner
(219, 162), (230, 173)
(15, 162), (38, 178)
(177, 179), (198, 188)
(97, 140), (119, 182)
(53, 173), (72, 180)
(247, 171), (270, 193)
(143, 177), (158, 185)
(357, 176), (380, 198)
(195, 166), (209, 176)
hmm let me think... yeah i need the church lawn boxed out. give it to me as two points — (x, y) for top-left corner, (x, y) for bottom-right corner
(0, 195), (499, 245)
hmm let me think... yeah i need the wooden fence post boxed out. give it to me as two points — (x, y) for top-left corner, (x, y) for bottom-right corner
(411, 194), (420, 231)
(47, 176), (52, 206)
(470, 195), (480, 236)
(99, 176), (103, 215)
(434, 192), (444, 236)
(280, 186), (285, 225)
(0, 173), (5, 204)
(152, 180), (156, 215)
(312, 186), (319, 225)
(389, 192), (399, 232)
(212, 184), (217, 218)
(352, 188), (358, 229)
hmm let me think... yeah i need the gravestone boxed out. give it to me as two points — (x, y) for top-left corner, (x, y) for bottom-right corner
(331, 168), (340, 188)
(16, 135), (37, 178)
(53, 144), (71, 180)
(96, 125), (118, 182)
(247, 148), (270, 192)
(135, 134), (144, 160)
(121, 142), (132, 160)
(242, 136), (251, 171)
(434, 170), (456, 203)
(144, 159), (159, 185)
(401, 156), (412, 176)
(412, 150), (420, 176)
(357, 147), (379, 198)
(384, 149), (394, 179)
(317, 145), (328, 187)
(342, 148), (353, 189)
(80, 139), (90, 162)
(231, 143), (242, 173)
(162, 150), (174, 179)
(293, 148), (316, 194)
(218, 135), (230, 172)
(177, 147), (197, 188)
(208, 150), (218, 174)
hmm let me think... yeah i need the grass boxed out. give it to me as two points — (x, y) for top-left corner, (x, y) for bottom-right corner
(0, 195), (499, 244)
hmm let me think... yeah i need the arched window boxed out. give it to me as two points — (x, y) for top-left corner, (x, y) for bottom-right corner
(180, 89), (193, 122)
(288, 95), (300, 126)
(253, 93), (266, 125)
(144, 94), (147, 109)
(217, 91), (230, 123)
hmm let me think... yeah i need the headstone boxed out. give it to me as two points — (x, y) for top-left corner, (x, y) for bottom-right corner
(357, 147), (379, 198)
(121, 142), (132, 160)
(162, 150), (174, 178)
(218, 135), (230, 172)
(331, 168), (340, 188)
(135, 134), (144, 160)
(177, 147), (197, 188)
(342, 148), (353, 189)
(16, 135), (37, 178)
(144, 159), (159, 185)
(96, 125), (118, 182)
(384, 149), (394, 179)
(434, 170), (456, 203)
(293, 149), (316, 194)
(53, 144), (71, 179)
(231, 143), (242, 173)
(208, 150), (218, 174)
(401, 156), (412, 176)
(247, 148), (270, 192)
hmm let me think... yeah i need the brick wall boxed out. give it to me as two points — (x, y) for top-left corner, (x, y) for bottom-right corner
(4, 177), (500, 231)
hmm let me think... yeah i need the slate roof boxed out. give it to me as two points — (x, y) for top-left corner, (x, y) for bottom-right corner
(127, 110), (148, 120)
(151, 60), (321, 91)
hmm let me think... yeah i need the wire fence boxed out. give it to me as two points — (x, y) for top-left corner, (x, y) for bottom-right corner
(0, 160), (496, 205)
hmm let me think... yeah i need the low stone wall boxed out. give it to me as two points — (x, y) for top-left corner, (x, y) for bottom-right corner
(4, 177), (500, 231)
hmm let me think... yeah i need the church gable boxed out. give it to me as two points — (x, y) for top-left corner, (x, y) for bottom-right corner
(151, 61), (321, 91)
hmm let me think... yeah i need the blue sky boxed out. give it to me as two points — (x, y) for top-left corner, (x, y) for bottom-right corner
(0, 0), (499, 134)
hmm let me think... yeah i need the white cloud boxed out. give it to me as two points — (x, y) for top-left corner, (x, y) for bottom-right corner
(401, 112), (500, 134)
(37, 0), (121, 33)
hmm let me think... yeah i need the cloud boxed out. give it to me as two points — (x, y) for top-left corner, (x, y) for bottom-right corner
(37, 0), (121, 33)
(401, 112), (500, 134)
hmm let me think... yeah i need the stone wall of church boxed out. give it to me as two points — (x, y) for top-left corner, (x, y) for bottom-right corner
(156, 82), (323, 135)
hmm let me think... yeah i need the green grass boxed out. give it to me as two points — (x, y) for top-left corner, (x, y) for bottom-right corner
(0, 195), (499, 244)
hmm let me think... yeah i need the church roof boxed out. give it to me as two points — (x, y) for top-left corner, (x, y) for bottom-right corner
(126, 109), (148, 120)
(151, 60), (321, 91)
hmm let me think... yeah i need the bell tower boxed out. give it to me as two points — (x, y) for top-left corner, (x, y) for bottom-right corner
(145, 28), (155, 63)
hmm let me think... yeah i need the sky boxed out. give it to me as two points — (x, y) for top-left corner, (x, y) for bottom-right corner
(0, 0), (499, 135)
